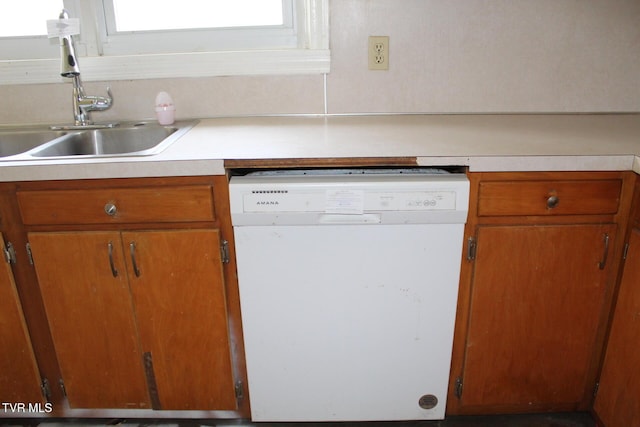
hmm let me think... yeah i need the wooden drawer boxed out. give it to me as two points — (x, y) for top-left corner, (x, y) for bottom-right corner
(477, 179), (622, 216)
(17, 185), (215, 225)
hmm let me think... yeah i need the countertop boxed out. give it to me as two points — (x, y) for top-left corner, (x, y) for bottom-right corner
(1, 114), (639, 181)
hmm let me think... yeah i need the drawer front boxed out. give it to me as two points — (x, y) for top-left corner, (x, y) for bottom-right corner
(478, 180), (622, 216)
(18, 185), (215, 225)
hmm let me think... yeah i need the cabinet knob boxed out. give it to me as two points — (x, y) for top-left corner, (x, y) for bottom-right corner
(104, 203), (118, 216)
(546, 195), (559, 209)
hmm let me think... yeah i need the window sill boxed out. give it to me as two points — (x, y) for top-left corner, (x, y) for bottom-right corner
(0, 49), (331, 85)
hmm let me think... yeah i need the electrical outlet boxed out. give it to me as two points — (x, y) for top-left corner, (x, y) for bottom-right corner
(368, 36), (389, 70)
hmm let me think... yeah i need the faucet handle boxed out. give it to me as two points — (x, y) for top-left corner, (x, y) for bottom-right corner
(102, 86), (113, 107)
(90, 86), (113, 110)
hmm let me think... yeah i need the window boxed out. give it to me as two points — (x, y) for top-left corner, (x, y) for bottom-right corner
(0, 0), (64, 60)
(0, 1), (64, 37)
(100, 0), (297, 55)
(110, 0), (285, 31)
(0, 0), (329, 85)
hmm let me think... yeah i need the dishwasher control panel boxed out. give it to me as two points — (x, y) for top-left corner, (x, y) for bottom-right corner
(230, 172), (470, 226)
(241, 190), (457, 214)
(371, 190), (457, 211)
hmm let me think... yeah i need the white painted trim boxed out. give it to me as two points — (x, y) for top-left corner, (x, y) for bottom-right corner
(98, 1), (299, 55)
(0, 49), (330, 85)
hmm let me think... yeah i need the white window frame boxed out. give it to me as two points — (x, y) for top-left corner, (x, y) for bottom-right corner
(100, 0), (298, 54)
(0, 0), (329, 85)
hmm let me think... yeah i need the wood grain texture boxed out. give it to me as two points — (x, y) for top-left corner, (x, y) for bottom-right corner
(0, 232), (43, 403)
(477, 179), (622, 217)
(2, 176), (248, 416)
(224, 157), (418, 169)
(125, 229), (237, 410)
(0, 185), (66, 404)
(461, 224), (614, 408)
(447, 171), (636, 416)
(17, 185), (215, 225)
(28, 231), (151, 409)
(594, 228), (640, 427)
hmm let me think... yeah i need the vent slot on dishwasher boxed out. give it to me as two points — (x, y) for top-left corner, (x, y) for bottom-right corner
(228, 165), (468, 177)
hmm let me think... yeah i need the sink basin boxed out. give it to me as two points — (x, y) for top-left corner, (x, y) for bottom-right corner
(0, 129), (70, 157)
(28, 120), (197, 158)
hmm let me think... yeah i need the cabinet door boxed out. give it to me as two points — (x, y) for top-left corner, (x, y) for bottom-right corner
(29, 232), (150, 409)
(460, 224), (614, 408)
(0, 233), (43, 403)
(124, 229), (236, 410)
(593, 228), (640, 427)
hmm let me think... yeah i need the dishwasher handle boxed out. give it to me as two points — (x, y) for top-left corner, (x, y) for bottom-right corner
(318, 213), (381, 225)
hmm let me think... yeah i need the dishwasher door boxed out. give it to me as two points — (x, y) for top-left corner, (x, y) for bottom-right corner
(234, 222), (464, 421)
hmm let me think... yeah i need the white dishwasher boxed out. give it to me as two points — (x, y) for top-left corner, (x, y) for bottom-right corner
(229, 169), (469, 422)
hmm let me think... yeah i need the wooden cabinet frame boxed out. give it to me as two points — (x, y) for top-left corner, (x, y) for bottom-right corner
(6, 176), (249, 419)
(0, 183), (61, 406)
(447, 171), (636, 416)
(0, 231), (43, 404)
(593, 179), (640, 427)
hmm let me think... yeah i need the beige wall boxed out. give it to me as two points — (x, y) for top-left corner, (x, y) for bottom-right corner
(328, 0), (640, 114)
(1, 0), (639, 125)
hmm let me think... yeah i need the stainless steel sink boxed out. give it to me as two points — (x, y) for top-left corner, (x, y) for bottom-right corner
(0, 129), (70, 157)
(0, 120), (197, 161)
(29, 122), (191, 158)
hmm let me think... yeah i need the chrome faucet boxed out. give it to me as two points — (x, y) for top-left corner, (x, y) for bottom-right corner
(58, 10), (114, 127)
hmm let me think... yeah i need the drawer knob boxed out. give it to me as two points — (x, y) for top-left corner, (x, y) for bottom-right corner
(104, 203), (118, 216)
(546, 195), (559, 209)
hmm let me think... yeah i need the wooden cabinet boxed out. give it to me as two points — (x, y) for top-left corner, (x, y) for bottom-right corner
(448, 171), (635, 415)
(18, 185), (215, 225)
(0, 232), (43, 403)
(15, 177), (246, 414)
(462, 224), (614, 408)
(593, 181), (640, 427)
(27, 231), (151, 409)
(124, 230), (235, 410)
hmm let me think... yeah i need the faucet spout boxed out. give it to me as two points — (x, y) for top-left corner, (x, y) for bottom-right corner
(57, 9), (114, 127)
(59, 10), (80, 77)
(60, 36), (80, 77)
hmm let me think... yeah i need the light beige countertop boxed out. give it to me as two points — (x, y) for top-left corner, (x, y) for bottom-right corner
(1, 114), (639, 181)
